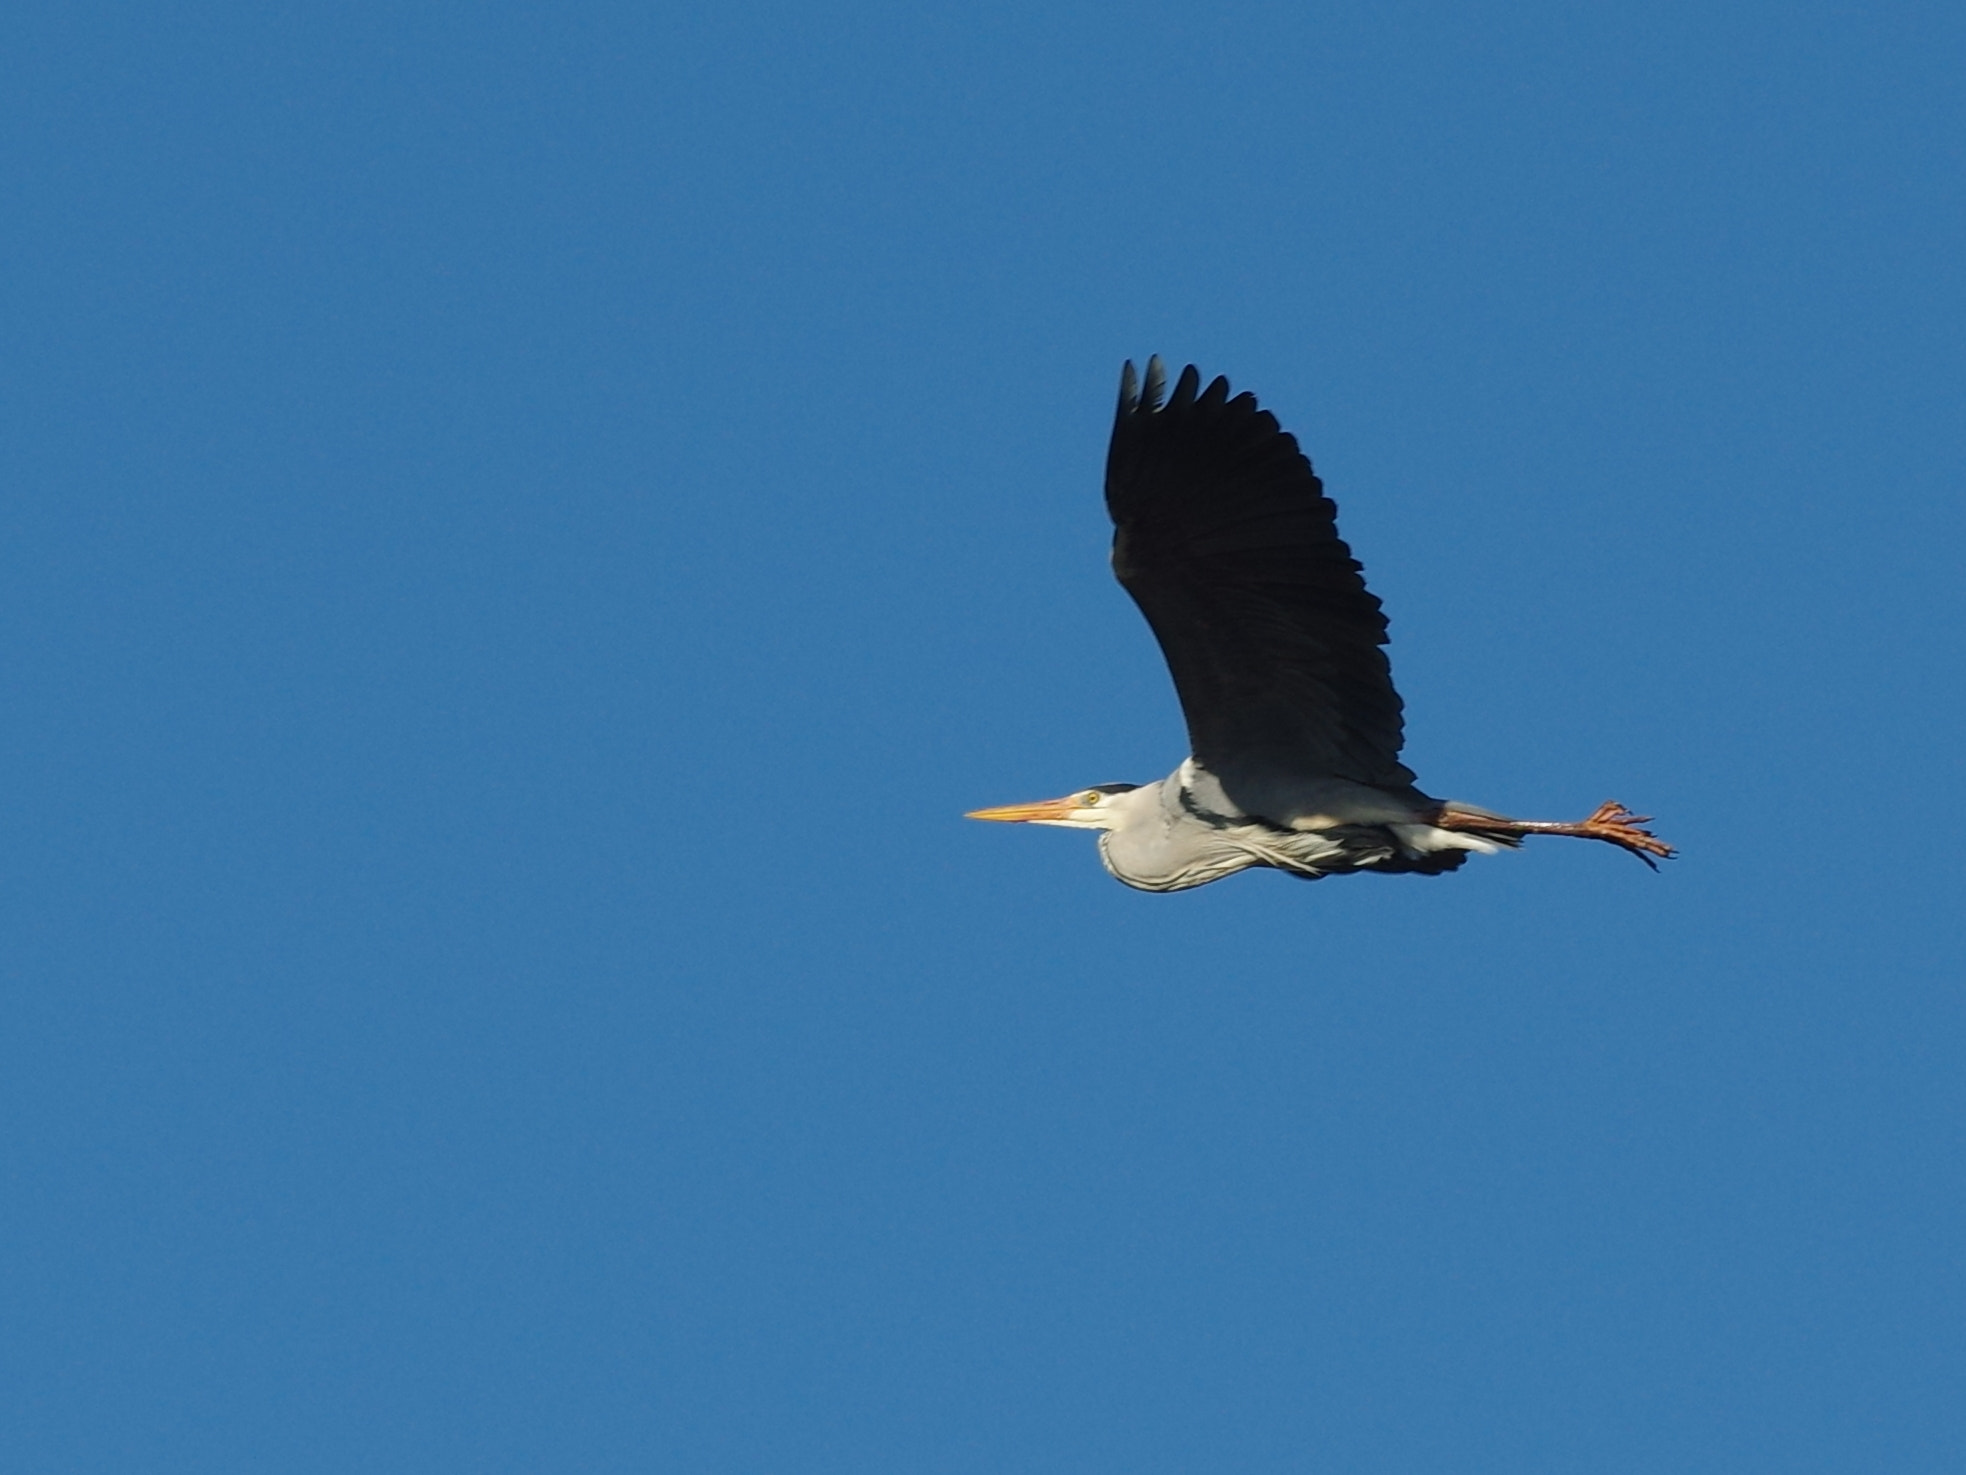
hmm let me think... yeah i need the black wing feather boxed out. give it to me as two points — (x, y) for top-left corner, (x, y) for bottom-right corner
(1105, 358), (1414, 793)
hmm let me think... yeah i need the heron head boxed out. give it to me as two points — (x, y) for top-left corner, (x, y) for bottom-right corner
(965, 783), (1141, 830)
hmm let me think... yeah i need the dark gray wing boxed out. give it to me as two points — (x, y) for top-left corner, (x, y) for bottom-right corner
(1105, 358), (1414, 793)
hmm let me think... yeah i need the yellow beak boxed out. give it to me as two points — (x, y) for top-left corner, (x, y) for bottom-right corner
(964, 796), (1080, 823)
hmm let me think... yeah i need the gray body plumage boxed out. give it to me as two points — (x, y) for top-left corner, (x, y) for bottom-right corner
(1090, 762), (1505, 893)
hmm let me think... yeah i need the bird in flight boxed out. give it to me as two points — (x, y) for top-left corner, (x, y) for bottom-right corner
(967, 358), (1674, 891)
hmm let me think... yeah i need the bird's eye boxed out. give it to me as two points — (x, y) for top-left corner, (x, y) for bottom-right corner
(1082, 791), (1102, 806)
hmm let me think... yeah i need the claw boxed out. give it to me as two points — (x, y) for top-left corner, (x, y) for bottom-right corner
(1580, 799), (1675, 866)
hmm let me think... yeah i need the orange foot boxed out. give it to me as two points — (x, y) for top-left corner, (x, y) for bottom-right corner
(1577, 801), (1676, 867)
(1434, 799), (1677, 868)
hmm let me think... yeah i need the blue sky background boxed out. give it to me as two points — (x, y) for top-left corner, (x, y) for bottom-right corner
(4, 2), (1964, 1470)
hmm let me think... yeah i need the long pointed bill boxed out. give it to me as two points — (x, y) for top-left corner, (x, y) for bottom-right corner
(964, 796), (1080, 823)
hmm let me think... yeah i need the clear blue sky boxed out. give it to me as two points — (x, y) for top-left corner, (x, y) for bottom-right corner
(4, 2), (1963, 1470)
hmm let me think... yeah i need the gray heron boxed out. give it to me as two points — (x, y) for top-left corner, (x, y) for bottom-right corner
(967, 358), (1674, 892)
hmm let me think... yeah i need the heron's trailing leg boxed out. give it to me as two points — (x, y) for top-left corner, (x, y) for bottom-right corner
(1434, 801), (1675, 868)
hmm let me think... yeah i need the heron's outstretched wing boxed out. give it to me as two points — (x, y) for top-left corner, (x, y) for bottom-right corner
(1105, 358), (1414, 793)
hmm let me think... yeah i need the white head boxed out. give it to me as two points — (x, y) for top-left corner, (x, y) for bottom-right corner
(964, 783), (1144, 830)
